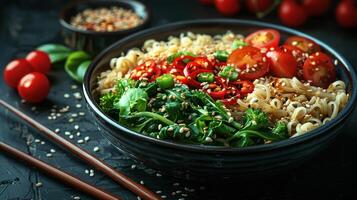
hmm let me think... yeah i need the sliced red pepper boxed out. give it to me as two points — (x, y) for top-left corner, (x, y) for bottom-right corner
(231, 80), (255, 95)
(173, 55), (195, 69)
(130, 60), (156, 80)
(186, 68), (213, 88)
(209, 90), (227, 99)
(193, 57), (214, 69)
(175, 75), (188, 84)
(221, 97), (239, 106)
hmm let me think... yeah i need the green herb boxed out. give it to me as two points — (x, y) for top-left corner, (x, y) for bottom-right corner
(65, 51), (91, 83)
(114, 88), (148, 116)
(37, 44), (72, 64)
(218, 66), (238, 81)
(99, 78), (289, 147)
(214, 50), (229, 62)
(232, 39), (248, 50)
(197, 72), (214, 83)
(156, 74), (174, 89)
(167, 51), (195, 63)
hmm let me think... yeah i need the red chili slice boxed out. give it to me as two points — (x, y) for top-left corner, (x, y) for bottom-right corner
(173, 55), (195, 69)
(130, 60), (157, 80)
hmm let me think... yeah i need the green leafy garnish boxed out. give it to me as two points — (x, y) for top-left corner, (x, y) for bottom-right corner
(218, 66), (238, 81)
(65, 51), (91, 83)
(37, 44), (72, 64)
(115, 88), (148, 116)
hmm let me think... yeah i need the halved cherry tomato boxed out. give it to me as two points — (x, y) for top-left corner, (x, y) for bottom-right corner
(245, 29), (280, 49)
(130, 60), (158, 80)
(285, 36), (320, 54)
(227, 46), (269, 80)
(281, 44), (306, 79)
(266, 49), (298, 78)
(303, 52), (336, 88)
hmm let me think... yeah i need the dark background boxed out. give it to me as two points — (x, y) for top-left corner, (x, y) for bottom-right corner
(0, 0), (356, 200)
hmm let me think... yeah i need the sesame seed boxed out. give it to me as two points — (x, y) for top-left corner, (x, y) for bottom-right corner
(35, 182), (43, 187)
(156, 190), (162, 194)
(71, 85), (78, 89)
(54, 128), (60, 133)
(50, 149), (56, 153)
(93, 146), (100, 152)
(79, 112), (85, 116)
(161, 195), (167, 199)
(46, 153), (52, 157)
(76, 104), (82, 108)
(40, 141), (45, 145)
(77, 139), (84, 144)
(74, 125), (79, 130)
(65, 131), (71, 135)
(69, 118), (74, 123)
(131, 164), (136, 169)
(137, 197), (141, 200)
(73, 196), (81, 200)
(64, 94), (70, 98)
(156, 173), (162, 177)
(69, 134), (74, 139)
(76, 132), (81, 137)
(35, 139), (41, 143)
(84, 136), (90, 142)
(140, 180), (144, 185)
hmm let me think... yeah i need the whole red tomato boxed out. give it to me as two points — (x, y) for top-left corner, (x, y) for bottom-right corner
(246, 0), (274, 13)
(18, 72), (50, 103)
(336, 0), (357, 28)
(302, 0), (331, 16)
(279, 0), (307, 27)
(214, 0), (240, 16)
(26, 50), (51, 74)
(3, 59), (33, 88)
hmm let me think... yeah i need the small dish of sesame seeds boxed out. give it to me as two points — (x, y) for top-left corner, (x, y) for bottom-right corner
(59, 0), (151, 54)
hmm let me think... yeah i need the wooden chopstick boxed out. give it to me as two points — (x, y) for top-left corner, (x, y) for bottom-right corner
(0, 141), (121, 200)
(0, 99), (161, 200)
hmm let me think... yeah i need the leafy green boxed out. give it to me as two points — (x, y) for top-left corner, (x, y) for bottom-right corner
(232, 39), (248, 50)
(115, 88), (148, 116)
(167, 51), (195, 63)
(214, 50), (229, 62)
(99, 78), (290, 147)
(219, 66), (239, 81)
(37, 44), (72, 64)
(65, 51), (91, 83)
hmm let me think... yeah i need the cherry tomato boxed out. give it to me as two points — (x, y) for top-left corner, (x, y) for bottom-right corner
(285, 36), (320, 54)
(303, 52), (336, 88)
(227, 46), (269, 80)
(336, 0), (357, 28)
(279, 0), (307, 27)
(17, 72), (50, 103)
(302, 0), (331, 16)
(281, 44), (306, 79)
(245, 29), (280, 49)
(214, 0), (240, 16)
(198, 0), (214, 5)
(266, 49), (298, 78)
(3, 59), (33, 88)
(25, 50), (51, 74)
(246, 0), (274, 13)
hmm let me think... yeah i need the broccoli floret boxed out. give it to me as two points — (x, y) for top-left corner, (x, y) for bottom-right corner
(272, 121), (288, 138)
(99, 92), (120, 113)
(242, 108), (269, 131)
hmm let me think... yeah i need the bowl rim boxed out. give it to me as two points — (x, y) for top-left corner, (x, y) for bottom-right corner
(59, 0), (152, 36)
(83, 19), (357, 153)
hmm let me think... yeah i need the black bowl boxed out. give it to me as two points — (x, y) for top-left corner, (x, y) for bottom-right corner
(83, 19), (357, 181)
(59, 0), (151, 55)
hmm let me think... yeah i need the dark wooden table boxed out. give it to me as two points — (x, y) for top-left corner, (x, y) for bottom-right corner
(1, 0), (356, 199)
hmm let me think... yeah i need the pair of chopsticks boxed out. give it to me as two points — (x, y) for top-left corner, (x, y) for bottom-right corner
(0, 100), (161, 200)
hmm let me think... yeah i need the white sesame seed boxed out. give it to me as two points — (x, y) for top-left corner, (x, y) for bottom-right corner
(76, 132), (81, 137)
(71, 85), (78, 89)
(54, 128), (60, 133)
(65, 131), (71, 135)
(77, 139), (84, 144)
(79, 112), (85, 116)
(40, 141), (45, 145)
(140, 180), (144, 185)
(69, 135), (74, 139)
(84, 136), (90, 142)
(76, 104), (82, 108)
(50, 149), (56, 153)
(35, 139), (41, 143)
(156, 190), (162, 194)
(93, 146), (100, 152)
(161, 195), (167, 199)
(31, 106), (37, 111)
(46, 153), (52, 157)
(64, 94), (70, 98)
(73, 196), (81, 200)
(35, 182), (43, 187)
(85, 169), (89, 174)
(137, 197), (141, 200)
(131, 164), (136, 169)
(156, 173), (162, 177)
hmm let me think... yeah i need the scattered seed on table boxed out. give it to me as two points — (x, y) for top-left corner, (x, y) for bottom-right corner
(50, 149), (56, 153)
(93, 146), (100, 152)
(71, 113), (78, 118)
(77, 139), (84, 144)
(35, 139), (40, 143)
(31, 106), (36, 111)
(181, 193), (188, 197)
(46, 153), (52, 157)
(56, 113), (61, 117)
(160, 195), (167, 199)
(69, 135), (74, 139)
(140, 180), (144, 185)
(65, 131), (71, 135)
(156, 190), (162, 194)
(131, 164), (136, 169)
(178, 198), (185, 200)
(79, 112), (85, 116)
(64, 94), (70, 98)
(173, 183), (180, 186)
(54, 128), (60, 133)
(84, 136), (90, 142)
(71, 85), (78, 89)
(76, 104), (82, 108)
(73, 196), (81, 200)
(76, 132), (81, 137)
(73, 92), (82, 99)
(35, 182), (43, 187)
(85, 169), (89, 174)
(74, 125), (79, 130)
(68, 118), (74, 123)
(156, 173), (162, 177)
(40, 141), (45, 145)
(137, 197), (141, 200)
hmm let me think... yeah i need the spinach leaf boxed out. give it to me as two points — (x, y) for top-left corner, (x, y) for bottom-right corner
(37, 44), (72, 64)
(115, 88), (148, 116)
(65, 51), (91, 82)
